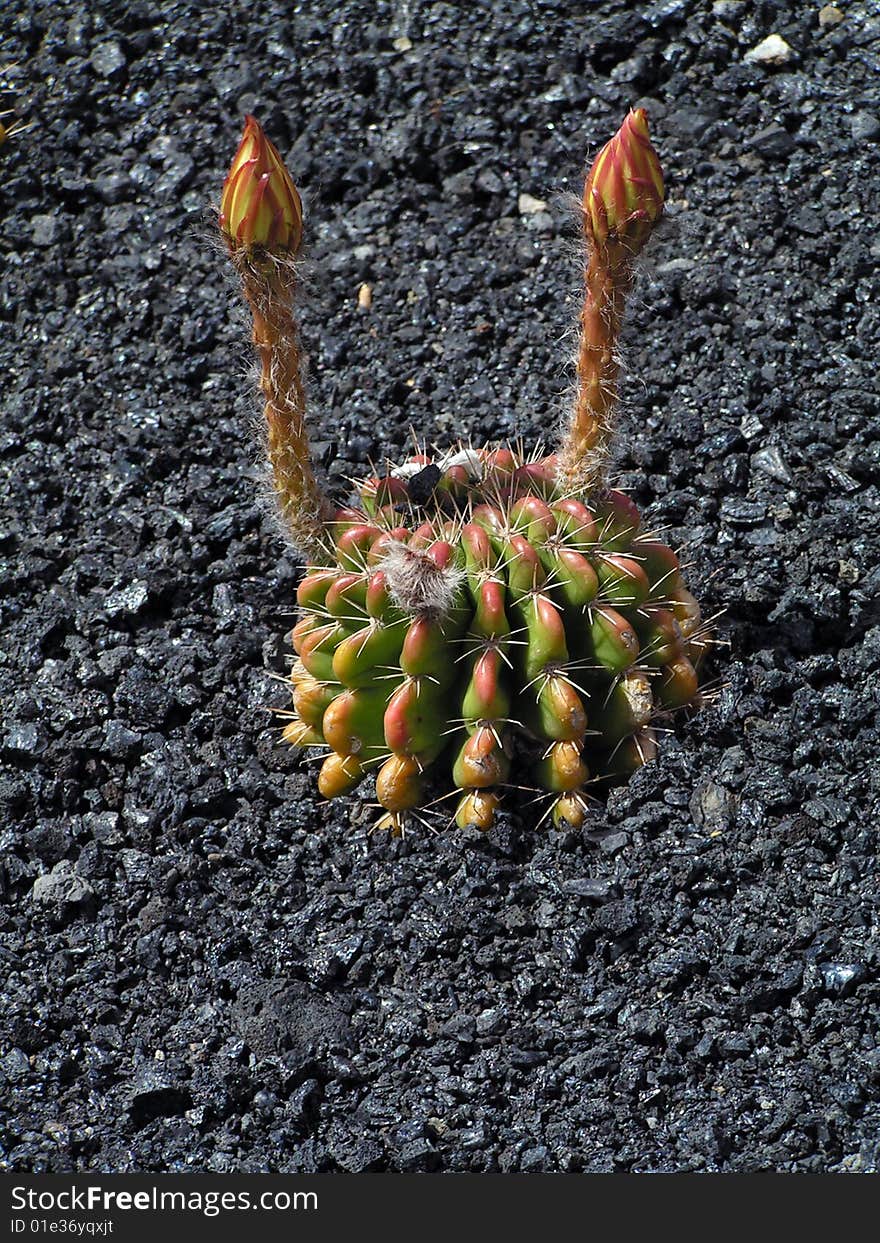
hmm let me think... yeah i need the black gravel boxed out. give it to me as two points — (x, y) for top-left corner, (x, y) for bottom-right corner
(2, 0), (879, 1174)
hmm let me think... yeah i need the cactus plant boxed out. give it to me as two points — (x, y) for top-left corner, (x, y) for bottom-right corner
(218, 110), (710, 834)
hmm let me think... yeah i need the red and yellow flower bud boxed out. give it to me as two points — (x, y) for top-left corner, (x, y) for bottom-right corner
(322, 688), (387, 757)
(219, 114), (303, 254)
(583, 108), (664, 254)
(462, 647), (511, 722)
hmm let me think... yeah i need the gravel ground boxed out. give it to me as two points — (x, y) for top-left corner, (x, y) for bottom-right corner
(2, 0), (879, 1173)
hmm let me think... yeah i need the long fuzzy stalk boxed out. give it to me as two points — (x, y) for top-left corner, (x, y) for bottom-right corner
(236, 255), (332, 558)
(559, 241), (632, 495)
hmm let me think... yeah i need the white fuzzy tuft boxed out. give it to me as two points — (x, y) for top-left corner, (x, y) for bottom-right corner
(389, 461), (427, 480)
(389, 448), (485, 483)
(438, 447), (484, 479)
(379, 541), (464, 619)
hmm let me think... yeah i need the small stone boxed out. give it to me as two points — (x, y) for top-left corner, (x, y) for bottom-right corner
(125, 1065), (191, 1125)
(1, 1049), (31, 1083)
(95, 171), (133, 204)
(562, 877), (614, 900)
(752, 445), (793, 483)
(31, 861), (96, 913)
(287, 1079), (321, 1123)
(593, 898), (639, 937)
(154, 149), (196, 198)
(103, 720), (142, 758)
(120, 849), (151, 883)
(623, 1007), (661, 1041)
(694, 1034), (716, 1058)
(718, 1032), (752, 1057)
(212, 583), (238, 620)
(83, 811), (123, 845)
(104, 580), (150, 618)
(65, 12), (90, 53)
(31, 215), (58, 247)
(90, 41), (127, 79)
(4, 723), (44, 755)
(442, 170), (475, 200)
(794, 205), (823, 235)
(25, 821), (70, 864)
(826, 464), (859, 494)
(850, 112), (880, 142)
(744, 35), (795, 66)
(819, 962), (867, 997)
(749, 125), (796, 159)
(306, 935), (362, 986)
(829, 1081), (862, 1113)
(818, 5), (845, 28)
(690, 779), (737, 829)
(644, 0), (688, 22)
(440, 1013), (477, 1042)
(665, 106), (716, 138)
(475, 1007), (507, 1036)
(518, 192), (548, 215)
(740, 412), (765, 440)
(396, 1138), (439, 1172)
(393, 36), (412, 52)
(720, 498), (767, 527)
(328, 1133), (384, 1173)
(476, 168), (504, 195)
(114, 666), (175, 728)
(458, 1122), (488, 1149)
(137, 896), (168, 934)
(253, 1089), (278, 1114)
(522, 209), (553, 234)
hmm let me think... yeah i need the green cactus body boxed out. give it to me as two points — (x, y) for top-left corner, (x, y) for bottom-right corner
(286, 447), (708, 834)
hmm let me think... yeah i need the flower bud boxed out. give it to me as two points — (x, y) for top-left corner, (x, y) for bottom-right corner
(583, 108), (664, 253)
(219, 114), (303, 253)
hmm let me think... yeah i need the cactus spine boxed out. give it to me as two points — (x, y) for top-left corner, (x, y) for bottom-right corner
(217, 112), (709, 835)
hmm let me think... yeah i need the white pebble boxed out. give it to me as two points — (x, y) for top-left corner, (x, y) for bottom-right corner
(744, 34), (795, 65)
(518, 192), (548, 215)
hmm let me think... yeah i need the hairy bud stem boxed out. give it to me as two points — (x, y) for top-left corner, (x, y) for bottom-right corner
(237, 258), (333, 556)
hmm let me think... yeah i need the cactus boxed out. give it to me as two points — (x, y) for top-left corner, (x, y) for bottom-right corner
(218, 111), (710, 834)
